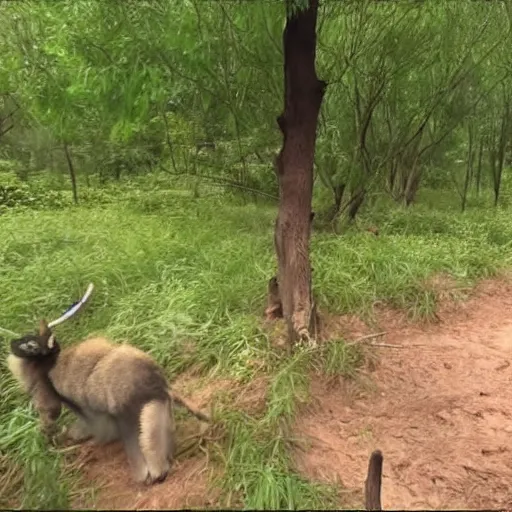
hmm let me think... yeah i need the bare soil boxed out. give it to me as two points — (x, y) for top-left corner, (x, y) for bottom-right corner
(294, 277), (512, 510)
(70, 277), (512, 510)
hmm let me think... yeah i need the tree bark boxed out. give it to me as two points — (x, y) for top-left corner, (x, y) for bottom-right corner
(347, 188), (366, 220)
(494, 102), (509, 207)
(274, 0), (326, 345)
(63, 142), (78, 204)
(475, 137), (483, 196)
(461, 122), (474, 213)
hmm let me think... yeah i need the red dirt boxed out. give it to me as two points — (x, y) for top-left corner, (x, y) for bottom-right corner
(71, 440), (216, 510)
(294, 278), (512, 510)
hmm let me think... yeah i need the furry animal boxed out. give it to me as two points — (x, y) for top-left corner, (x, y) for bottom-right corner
(365, 449), (383, 510)
(265, 276), (283, 320)
(7, 319), (209, 485)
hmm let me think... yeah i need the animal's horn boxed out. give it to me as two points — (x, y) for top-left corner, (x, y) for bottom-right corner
(48, 283), (94, 328)
(39, 319), (51, 336)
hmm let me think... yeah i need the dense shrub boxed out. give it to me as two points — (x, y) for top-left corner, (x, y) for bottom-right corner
(0, 172), (70, 214)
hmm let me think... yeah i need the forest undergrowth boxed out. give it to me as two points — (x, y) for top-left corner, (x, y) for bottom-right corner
(1, 176), (512, 509)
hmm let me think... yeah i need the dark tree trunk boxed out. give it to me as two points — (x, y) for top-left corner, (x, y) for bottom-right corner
(347, 187), (366, 221)
(494, 103), (509, 207)
(63, 142), (78, 204)
(162, 110), (179, 174)
(461, 123), (474, 213)
(489, 145), (497, 203)
(475, 137), (483, 196)
(274, 0), (326, 345)
(326, 183), (345, 222)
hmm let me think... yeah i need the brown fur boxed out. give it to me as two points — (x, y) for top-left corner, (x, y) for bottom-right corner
(265, 276), (283, 320)
(7, 320), (209, 485)
(47, 337), (168, 414)
(365, 449), (383, 511)
(7, 354), (62, 436)
(139, 400), (175, 481)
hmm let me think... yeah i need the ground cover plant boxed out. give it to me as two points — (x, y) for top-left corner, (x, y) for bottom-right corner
(1, 173), (512, 509)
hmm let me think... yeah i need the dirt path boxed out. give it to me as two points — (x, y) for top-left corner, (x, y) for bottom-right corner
(294, 278), (512, 510)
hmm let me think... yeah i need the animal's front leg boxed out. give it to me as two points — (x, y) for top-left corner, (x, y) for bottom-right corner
(39, 407), (61, 444)
(31, 381), (62, 443)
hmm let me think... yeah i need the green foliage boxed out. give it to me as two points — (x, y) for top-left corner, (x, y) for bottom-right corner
(315, 0), (512, 216)
(0, 0), (285, 198)
(2, 180), (512, 508)
(218, 347), (342, 510)
(321, 340), (364, 379)
(0, 171), (69, 213)
(1, 0), (512, 210)
(220, 414), (339, 510)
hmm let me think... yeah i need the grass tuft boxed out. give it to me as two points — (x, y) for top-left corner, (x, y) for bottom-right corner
(217, 351), (339, 510)
(321, 339), (364, 378)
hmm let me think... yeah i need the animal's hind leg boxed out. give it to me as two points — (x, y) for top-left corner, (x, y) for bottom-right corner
(89, 413), (120, 444)
(139, 400), (171, 484)
(65, 412), (118, 444)
(66, 415), (93, 443)
(167, 399), (176, 463)
(116, 415), (150, 484)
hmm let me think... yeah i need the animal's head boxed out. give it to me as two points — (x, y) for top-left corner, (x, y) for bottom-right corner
(10, 319), (61, 359)
(269, 276), (279, 289)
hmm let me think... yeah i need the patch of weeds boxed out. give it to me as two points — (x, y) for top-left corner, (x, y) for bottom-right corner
(216, 381), (338, 508)
(314, 200), (512, 319)
(0, 405), (72, 510)
(357, 425), (374, 442)
(0, 454), (24, 509)
(213, 344), (361, 509)
(320, 339), (364, 379)
(266, 347), (313, 422)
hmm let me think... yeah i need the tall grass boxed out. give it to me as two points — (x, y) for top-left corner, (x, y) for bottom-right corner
(1, 178), (512, 509)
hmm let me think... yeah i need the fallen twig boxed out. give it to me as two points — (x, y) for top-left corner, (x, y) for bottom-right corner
(175, 438), (202, 459)
(348, 331), (387, 345)
(347, 332), (428, 349)
(52, 443), (83, 453)
(371, 342), (427, 348)
(495, 360), (510, 371)
(369, 342), (405, 349)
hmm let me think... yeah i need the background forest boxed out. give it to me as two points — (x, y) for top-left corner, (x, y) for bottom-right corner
(1, 0), (512, 510)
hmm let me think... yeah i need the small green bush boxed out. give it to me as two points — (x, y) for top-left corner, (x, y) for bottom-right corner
(0, 172), (70, 213)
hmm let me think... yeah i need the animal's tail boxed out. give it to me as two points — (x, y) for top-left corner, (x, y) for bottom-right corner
(365, 449), (383, 511)
(168, 390), (210, 423)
